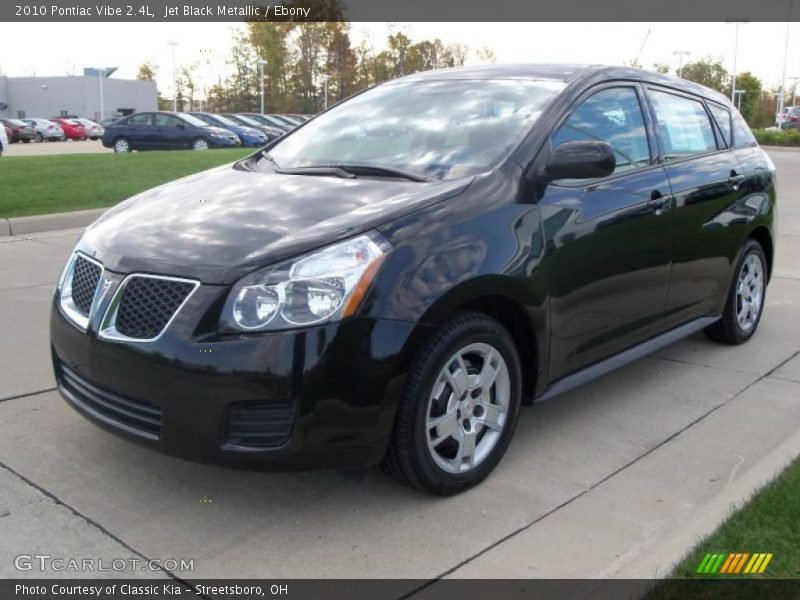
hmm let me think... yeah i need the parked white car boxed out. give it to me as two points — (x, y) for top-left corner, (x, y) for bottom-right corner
(74, 118), (104, 140)
(0, 122), (8, 156)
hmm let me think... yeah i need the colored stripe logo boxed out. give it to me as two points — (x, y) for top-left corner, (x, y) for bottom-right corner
(696, 552), (773, 574)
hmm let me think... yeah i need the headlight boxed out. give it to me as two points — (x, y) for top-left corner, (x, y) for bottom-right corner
(221, 232), (390, 332)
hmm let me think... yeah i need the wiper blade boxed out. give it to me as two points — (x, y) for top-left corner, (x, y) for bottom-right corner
(325, 163), (430, 182)
(273, 166), (357, 179)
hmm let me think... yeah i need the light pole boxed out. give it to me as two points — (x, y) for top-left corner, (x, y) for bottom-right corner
(729, 22), (742, 104)
(673, 50), (690, 78)
(258, 59), (268, 114)
(733, 89), (745, 112)
(98, 69), (104, 121)
(168, 41), (179, 111)
(323, 76), (329, 110)
(777, 18), (792, 128)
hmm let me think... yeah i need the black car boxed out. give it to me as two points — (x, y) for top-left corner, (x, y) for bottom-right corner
(1, 118), (36, 143)
(52, 65), (776, 495)
(240, 113), (296, 132)
(101, 111), (241, 152)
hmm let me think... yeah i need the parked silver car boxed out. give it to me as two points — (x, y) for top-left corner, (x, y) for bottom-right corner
(74, 118), (105, 140)
(23, 118), (66, 142)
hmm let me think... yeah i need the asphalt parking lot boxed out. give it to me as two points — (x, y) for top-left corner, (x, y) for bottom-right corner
(0, 149), (799, 587)
(2, 139), (108, 156)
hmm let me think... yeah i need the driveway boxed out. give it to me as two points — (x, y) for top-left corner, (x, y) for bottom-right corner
(0, 149), (798, 588)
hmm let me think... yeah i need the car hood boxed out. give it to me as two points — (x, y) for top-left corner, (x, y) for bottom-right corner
(81, 162), (472, 284)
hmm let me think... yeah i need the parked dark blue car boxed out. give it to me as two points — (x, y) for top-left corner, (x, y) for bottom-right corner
(101, 112), (241, 153)
(188, 112), (270, 147)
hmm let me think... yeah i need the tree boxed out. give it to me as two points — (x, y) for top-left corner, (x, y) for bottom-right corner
(733, 71), (762, 125)
(136, 61), (171, 110)
(136, 61), (158, 81)
(680, 58), (729, 93)
(476, 47), (496, 64)
(652, 62), (670, 74)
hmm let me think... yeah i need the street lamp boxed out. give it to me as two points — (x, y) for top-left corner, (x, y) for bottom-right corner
(672, 50), (690, 78)
(777, 17), (793, 128)
(167, 41), (179, 111)
(726, 21), (750, 104)
(258, 59), (268, 114)
(733, 89), (746, 112)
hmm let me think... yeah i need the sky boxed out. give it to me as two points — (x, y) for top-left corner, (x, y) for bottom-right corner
(0, 22), (797, 99)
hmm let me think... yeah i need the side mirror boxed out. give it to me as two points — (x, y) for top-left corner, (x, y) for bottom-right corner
(538, 141), (616, 182)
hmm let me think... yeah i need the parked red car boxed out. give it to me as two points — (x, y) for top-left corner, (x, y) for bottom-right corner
(51, 118), (87, 141)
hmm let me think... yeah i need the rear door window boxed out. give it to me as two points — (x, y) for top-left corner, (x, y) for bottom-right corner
(649, 90), (718, 159)
(128, 114), (152, 126)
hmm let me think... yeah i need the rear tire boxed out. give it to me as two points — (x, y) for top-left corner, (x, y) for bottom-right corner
(192, 137), (209, 151)
(34, 132), (43, 142)
(704, 239), (767, 345)
(113, 137), (131, 153)
(382, 311), (522, 495)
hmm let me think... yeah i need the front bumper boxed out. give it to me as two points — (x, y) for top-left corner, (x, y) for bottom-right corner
(209, 136), (241, 148)
(50, 290), (421, 471)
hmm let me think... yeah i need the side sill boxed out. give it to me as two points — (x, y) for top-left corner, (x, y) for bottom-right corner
(535, 316), (720, 403)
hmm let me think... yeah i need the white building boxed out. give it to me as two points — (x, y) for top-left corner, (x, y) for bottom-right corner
(0, 75), (157, 121)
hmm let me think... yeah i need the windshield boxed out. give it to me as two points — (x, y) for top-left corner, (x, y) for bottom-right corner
(210, 114), (240, 127)
(178, 113), (211, 127)
(232, 114), (263, 127)
(266, 79), (565, 180)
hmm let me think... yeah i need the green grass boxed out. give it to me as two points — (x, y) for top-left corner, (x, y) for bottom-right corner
(647, 458), (800, 599)
(0, 148), (252, 218)
(753, 128), (800, 147)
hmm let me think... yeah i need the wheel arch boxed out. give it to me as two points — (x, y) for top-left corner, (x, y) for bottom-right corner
(748, 225), (773, 281)
(395, 277), (544, 405)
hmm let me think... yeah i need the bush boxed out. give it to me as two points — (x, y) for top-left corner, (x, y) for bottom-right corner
(753, 128), (800, 147)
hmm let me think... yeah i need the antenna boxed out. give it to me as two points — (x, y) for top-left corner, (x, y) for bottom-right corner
(632, 29), (651, 68)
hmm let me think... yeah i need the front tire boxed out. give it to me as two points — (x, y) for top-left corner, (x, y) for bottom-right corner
(382, 312), (522, 495)
(34, 132), (43, 142)
(705, 239), (767, 345)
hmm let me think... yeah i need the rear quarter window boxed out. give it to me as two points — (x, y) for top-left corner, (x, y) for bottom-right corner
(731, 110), (757, 148)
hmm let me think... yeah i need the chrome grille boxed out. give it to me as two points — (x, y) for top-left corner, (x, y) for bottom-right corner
(71, 255), (102, 316)
(113, 276), (196, 340)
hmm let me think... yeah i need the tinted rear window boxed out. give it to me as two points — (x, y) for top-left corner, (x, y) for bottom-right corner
(649, 90), (717, 159)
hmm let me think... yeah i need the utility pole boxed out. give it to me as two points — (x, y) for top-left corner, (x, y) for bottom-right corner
(730, 22), (740, 103)
(168, 41), (178, 111)
(777, 18), (792, 128)
(258, 59), (268, 114)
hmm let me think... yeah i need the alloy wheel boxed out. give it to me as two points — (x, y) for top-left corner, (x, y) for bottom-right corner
(425, 342), (511, 474)
(736, 253), (764, 332)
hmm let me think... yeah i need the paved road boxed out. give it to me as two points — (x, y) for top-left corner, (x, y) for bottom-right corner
(0, 149), (799, 586)
(2, 139), (108, 156)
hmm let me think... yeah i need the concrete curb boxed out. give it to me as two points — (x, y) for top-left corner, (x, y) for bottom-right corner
(1, 208), (106, 237)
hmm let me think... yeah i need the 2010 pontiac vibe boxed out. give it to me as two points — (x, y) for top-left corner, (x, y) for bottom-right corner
(51, 65), (776, 495)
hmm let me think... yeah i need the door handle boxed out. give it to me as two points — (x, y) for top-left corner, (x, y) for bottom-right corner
(647, 190), (672, 215)
(728, 171), (744, 187)
(727, 172), (745, 188)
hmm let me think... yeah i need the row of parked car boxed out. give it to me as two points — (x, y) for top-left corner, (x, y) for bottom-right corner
(101, 111), (310, 152)
(776, 106), (800, 129)
(0, 117), (105, 144)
